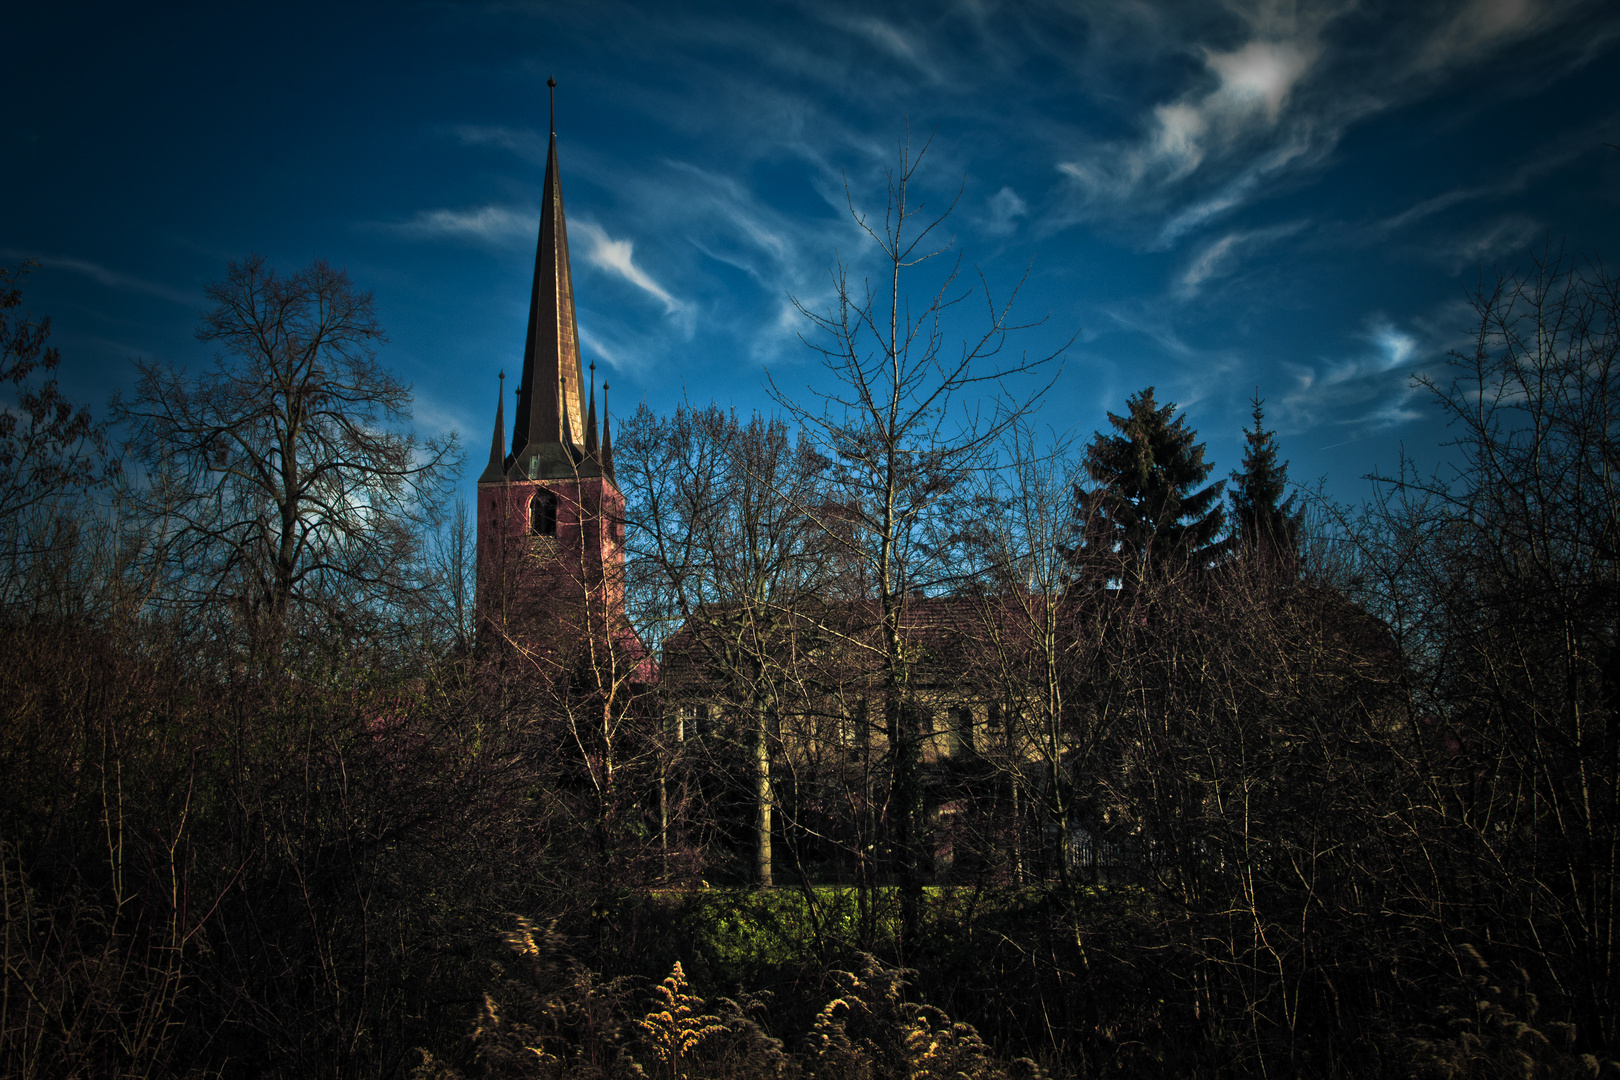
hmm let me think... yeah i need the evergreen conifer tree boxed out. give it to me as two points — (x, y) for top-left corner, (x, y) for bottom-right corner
(1072, 386), (1224, 577)
(1228, 393), (1301, 568)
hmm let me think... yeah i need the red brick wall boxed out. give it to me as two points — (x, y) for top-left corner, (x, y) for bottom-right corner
(476, 474), (626, 653)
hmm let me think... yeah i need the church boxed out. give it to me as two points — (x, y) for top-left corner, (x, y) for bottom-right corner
(467, 89), (1007, 885)
(474, 81), (649, 686)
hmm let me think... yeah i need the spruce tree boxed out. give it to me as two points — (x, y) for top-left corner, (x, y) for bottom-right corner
(1073, 386), (1225, 576)
(1228, 393), (1301, 568)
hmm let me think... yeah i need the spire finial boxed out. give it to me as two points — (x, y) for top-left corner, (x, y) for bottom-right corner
(547, 76), (557, 136)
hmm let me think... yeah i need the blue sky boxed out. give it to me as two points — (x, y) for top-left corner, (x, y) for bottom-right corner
(6, 0), (1619, 511)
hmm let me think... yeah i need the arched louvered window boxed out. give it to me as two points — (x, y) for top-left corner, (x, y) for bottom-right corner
(530, 490), (558, 536)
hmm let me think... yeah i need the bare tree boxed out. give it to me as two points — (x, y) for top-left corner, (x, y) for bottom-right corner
(114, 256), (459, 657)
(963, 423), (1092, 885)
(418, 496), (477, 661)
(620, 404), (828, 886)
(772, 132), (1063, 937)
(1359, 249), (1620, 1051)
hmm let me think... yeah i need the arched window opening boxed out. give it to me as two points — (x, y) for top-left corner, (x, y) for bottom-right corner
(530, 490), (558, 536)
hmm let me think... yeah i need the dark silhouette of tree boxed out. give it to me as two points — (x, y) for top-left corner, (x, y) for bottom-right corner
(1358, 249), (1620, 1055)
(1071, 386), (1224, 579)
(114, 256), (458, 656)
(1228, 392), (1301, 568)
(0, 263), (108, 529)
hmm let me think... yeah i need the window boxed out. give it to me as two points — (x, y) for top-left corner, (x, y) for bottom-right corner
(953, 706), (975, 755)
(530, 490), (558, 535)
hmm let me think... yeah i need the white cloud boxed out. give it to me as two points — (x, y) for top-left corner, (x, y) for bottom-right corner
(1420, 0), (1549, 71)
(1178, 233), (1243, 297)
(408, 392), (474, 443)
(1058, 25), (1324, 221)
(1277, 315), (1431, 435)
(578, 325), (628, 373)
(1176, 221), (1307, 298)
(1438, 214), (1545, 271)
(1367, 320), (1418, 373)
(1369, 135), (1589, 239)
(1207, 40), (1313, 124)
(1051, 0), (1608, 245)
(1141, 39), (1313, 185)
(388, 204), (535, 247)
(983, 186), (1029, 236)
(571, 219), (684, 317)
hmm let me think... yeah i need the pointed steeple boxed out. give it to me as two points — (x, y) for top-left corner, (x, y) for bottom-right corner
(478, 372), (507, 483)
(600, 382), (615, 482)
(510, 75), (588, 477)
(585, 362), (599, 457)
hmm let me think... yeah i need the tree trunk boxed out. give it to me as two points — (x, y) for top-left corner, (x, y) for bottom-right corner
(754, 698), (773, 887)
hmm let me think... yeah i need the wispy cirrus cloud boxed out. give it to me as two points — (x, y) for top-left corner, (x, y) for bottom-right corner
(452, 123), (549, 165)
(1053, 0), (1614, 246)
(1419, 0), (1561, 71)
(1434, 214), (1546, 271)
(1056, 5), (1333, 230)
(570, 219), (684, 317)
(583, 156), (856, 363)
(1278, 315), (1433, 437)
(1362, 116), (1615, 243)
(820, 12), (944, 82)
(1176, 220), (1307, 298)
(383, 204), (535, 248)
(0, 250), (203, 307)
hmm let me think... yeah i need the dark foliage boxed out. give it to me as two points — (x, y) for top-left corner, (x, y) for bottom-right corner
(1228, 392), (1301, 567)
(6, 248), (1620, 1080)
(0, 263), (111, 569)
(1070, 386), (1225, 577)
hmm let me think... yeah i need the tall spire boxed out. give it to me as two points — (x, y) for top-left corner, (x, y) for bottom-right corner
(510, 74), (587, 472)
(478, 372), (507, 483)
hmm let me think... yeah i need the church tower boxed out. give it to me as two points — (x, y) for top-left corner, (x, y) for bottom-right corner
(477, 79), (627, 661)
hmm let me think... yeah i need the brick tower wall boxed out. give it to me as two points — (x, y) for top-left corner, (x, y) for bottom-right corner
(476, 474), (626, 653)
